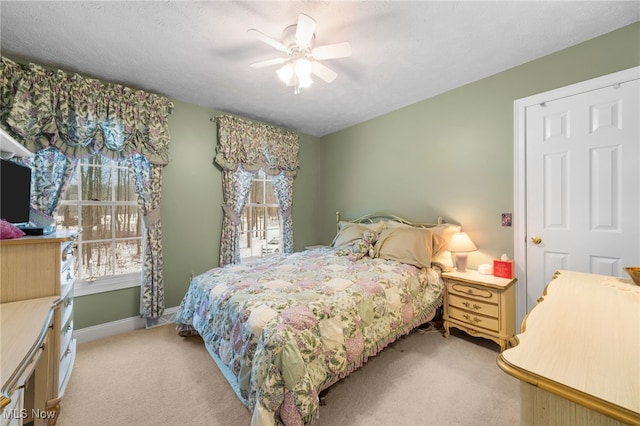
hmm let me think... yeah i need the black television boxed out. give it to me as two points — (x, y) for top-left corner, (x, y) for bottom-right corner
(1, 158), (32, 224)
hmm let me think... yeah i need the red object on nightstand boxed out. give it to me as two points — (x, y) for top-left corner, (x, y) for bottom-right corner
(493, 260), (514, 279)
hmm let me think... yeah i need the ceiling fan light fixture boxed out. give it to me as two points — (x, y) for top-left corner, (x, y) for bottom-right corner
(276, 63), (295, 85)
(293, 59), (313, 92)
(295, 59), (312, 79)
(277, 59), (314, 93)
(249, 13), (351, 94)
(297, 72), (313, 89)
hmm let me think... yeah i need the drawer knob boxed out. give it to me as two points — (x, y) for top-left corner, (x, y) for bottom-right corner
(462, 301), (482, 311)
(463, 314), (482, 324)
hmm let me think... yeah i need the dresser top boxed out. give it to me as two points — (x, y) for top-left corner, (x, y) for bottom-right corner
(499, 270), (640, 417)
(0, 230), (77, 246)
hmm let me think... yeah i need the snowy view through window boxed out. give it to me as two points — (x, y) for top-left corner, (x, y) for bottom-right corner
(239, 170), (281, 259)
(56, 155), (142, 281)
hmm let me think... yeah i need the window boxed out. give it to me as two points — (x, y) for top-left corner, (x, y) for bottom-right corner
(56, 155), (143, 295)
(239, 170), (281, 259)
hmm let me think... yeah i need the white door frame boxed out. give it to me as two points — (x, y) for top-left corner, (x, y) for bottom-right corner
(513, 66), (640, 328)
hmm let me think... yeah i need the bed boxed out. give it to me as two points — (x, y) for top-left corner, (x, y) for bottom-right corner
(175, 213), (461, 425)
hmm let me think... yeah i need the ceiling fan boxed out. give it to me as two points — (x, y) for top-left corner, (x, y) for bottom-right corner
(248, 13), (351, 94)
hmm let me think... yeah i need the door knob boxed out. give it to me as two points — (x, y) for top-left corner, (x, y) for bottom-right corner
(531, 236), (542, 245)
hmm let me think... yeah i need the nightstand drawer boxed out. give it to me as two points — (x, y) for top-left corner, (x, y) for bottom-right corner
(448, 306), (499, 332)
(447, 281), (498, 303)
(448, 293), (498, 318)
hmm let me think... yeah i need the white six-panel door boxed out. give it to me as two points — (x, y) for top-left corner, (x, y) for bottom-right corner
(514, 68), (640, 327)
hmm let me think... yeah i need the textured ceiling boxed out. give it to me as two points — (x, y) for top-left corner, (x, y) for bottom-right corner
(1, 1), (638, 137)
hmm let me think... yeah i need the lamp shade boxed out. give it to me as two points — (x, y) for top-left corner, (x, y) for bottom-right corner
(447, 232), (477, 253)
(447, 232), (477, 272)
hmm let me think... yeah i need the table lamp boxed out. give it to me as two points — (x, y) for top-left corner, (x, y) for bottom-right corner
(447, 232), (477, 272)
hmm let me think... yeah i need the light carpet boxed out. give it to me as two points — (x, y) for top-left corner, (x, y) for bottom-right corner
(56, 323), (520, 426)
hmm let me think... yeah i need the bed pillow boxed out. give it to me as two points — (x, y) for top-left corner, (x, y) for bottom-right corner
(384, 220), (413, 229)
(373, 227), (434, 268)
(429, 223), (462, 270)
(430, 224), (461, 249)
(331, 221), (386, 249)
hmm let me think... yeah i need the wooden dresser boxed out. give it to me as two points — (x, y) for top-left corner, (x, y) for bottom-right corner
(498, 270), (640, 426)
(0, 231), (78, 423)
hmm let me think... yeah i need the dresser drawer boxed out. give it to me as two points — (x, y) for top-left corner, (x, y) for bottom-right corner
(60, 250), (73, 277)
(60, 292), (74, 331)
(60, 319), (74, 359)
(60, 252), (74, 299)
(59, 339), (76, 395)
(447, 281), (498, 303)
(448, 305), (499, 332)
(448, 293), (498, 318)
(61, 240), (75, 262)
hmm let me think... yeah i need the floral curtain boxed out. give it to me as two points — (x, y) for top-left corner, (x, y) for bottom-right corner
(128, 154), (165, 319)
(219, 166), (255, 266)
(214, 115), (299, 176)
(214, 115), (299, 265)
(1, 56), (173, 320)
(14, 147), (77, 217)
(1, 57), (172, 164)
(271, 172), (295, 254)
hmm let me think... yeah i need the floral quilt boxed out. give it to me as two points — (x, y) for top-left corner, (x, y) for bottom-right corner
(175, 248), (444, 425)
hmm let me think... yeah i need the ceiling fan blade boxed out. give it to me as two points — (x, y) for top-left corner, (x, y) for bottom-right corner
(296, 13), (316, 48)
(311, 42), (352, 60)
(247, 28), (287, 52)
(311, 61), (337, 83)
(250, 57), (288, 68)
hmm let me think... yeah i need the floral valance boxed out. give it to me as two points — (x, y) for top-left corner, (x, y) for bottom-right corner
(214, 115), (299, 176)
(0, 56), (173, 165)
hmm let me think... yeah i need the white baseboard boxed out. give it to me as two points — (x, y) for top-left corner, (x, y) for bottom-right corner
(74, 306), (179, 344)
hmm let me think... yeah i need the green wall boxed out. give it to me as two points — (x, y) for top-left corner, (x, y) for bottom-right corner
(317, 22), (640, 268)
(73, 22), (639, 329)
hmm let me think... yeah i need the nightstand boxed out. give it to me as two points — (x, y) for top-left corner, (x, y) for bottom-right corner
(442, 270), (516, 351)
